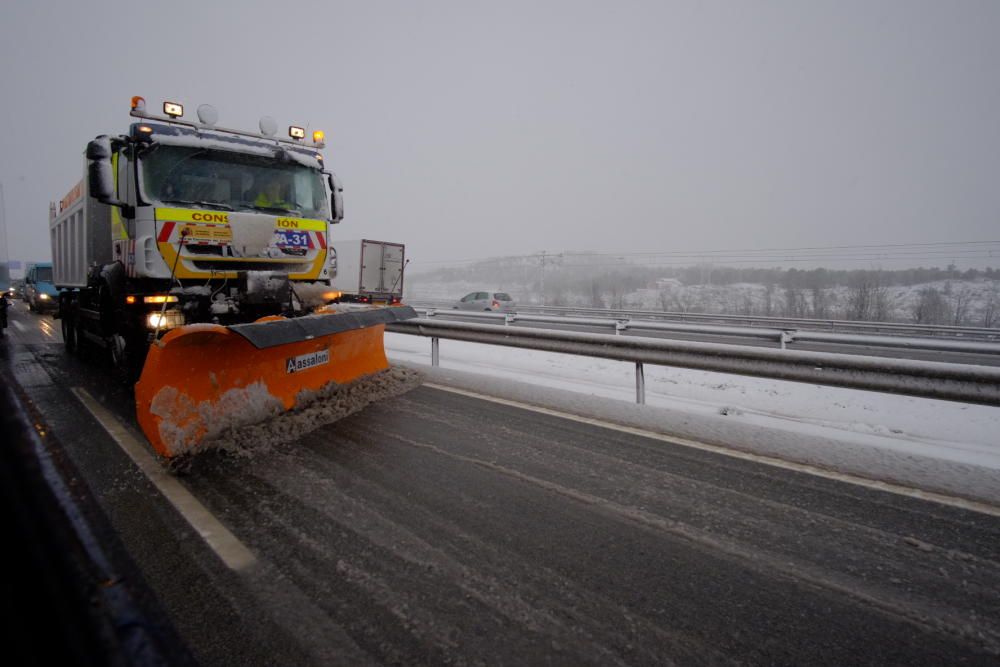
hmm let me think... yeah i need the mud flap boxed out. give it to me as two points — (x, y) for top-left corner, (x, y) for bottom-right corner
(134, 306), (416, 457)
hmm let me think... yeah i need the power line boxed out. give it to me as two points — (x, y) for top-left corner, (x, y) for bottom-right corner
(557, 254), (1000, 268)
(410, 240), (1000, 267)
(568, 240), (1000, 259)
(560, 249), (996, 262)
(559, 249), (998, 265)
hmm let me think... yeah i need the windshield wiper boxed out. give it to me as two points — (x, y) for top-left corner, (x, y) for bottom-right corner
(159, 198), (234, 211)
(248, 204), (302, 216)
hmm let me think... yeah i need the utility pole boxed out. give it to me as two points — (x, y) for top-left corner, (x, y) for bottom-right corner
(539, 250), (547, 305)
(0, 182), (9, 291)
(0, 182), (7, 256)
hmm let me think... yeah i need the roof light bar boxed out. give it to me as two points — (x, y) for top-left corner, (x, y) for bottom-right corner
(128, 97), (329, 150)
(196, 104), (219, 126)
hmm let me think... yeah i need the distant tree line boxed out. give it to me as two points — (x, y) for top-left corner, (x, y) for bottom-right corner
(411, 258), (1000, 326)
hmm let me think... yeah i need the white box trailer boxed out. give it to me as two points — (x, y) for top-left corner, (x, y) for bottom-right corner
(49, 177), (114, 288)
(330, 239), (405, 303)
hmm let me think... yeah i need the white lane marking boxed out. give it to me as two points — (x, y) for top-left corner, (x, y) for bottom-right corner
(424, 382), (1000, 518)
(12, 320), (26, 332)
(71, 387), (257, 571)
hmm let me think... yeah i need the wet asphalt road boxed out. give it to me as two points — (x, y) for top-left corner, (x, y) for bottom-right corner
(4, 301), (1000, 666)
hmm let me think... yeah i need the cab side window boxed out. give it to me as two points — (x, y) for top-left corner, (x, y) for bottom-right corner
(118, 148), (137, 210)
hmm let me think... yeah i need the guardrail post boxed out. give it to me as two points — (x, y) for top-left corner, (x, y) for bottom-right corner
(431, 337), (439, 367)
(427, 308), (437, 317)
(505, 313), (515, 326)
(780, 330), (793, 350)
(616, 320), (628, 336)
(635, 361), (645, 404)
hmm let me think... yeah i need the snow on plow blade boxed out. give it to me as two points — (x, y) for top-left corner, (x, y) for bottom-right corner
(134, 306), (416, 457)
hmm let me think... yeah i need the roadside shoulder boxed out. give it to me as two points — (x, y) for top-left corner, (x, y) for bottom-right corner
(405, 362), (1000, 509)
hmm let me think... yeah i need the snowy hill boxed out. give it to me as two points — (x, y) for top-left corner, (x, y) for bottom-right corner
(405, 261), (1000, 326)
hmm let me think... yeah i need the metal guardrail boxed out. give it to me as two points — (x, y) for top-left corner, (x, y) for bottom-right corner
(413, 308), (1000, 357)
(386, 318), (1000, 407)
(410, 300), (1000, 341)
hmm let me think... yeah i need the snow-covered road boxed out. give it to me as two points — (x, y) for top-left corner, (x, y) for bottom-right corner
(386, 332), (1000, 501)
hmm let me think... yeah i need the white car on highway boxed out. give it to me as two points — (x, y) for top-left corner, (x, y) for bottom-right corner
(453, 291), (516, 312)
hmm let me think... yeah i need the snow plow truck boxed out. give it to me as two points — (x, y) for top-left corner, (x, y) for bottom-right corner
(50, 96), (415, 457)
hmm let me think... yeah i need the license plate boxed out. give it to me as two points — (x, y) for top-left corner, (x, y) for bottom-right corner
(276, 231), (310, 248)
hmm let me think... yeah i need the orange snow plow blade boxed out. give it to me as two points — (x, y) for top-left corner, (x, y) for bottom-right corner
(134, 306), (416, 457)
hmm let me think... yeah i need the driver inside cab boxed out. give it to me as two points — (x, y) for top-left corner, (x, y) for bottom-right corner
(254, 173), (291, 209)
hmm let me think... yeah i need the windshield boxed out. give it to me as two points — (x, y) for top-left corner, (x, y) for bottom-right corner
(35, 267), (53, 282)
(140, 145), (330, 220)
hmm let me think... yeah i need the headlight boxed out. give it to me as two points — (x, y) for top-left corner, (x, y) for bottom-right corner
(163, 101), (184, 118)
(143, 295), (178, 304)
(39, 293), (50, 300)
(146, 310), (185, 330)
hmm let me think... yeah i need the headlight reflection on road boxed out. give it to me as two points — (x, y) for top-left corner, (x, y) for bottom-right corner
(38, 319), (55, 340)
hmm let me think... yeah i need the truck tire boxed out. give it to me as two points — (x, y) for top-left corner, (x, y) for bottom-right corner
(61, 314), (77, 353)
(74, 319), (91, 359)
(110, 333), (146, 385)
(110, 334), (128, 384)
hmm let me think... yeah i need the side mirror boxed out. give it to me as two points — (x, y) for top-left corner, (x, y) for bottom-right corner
(327, 172), (344, 223)
(86, 136), (121, 206)
(86, 136), (112, 160)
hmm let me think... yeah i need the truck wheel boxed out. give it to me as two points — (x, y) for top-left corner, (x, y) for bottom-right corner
(110, 334), (145, 385)
(110, 335), (130, 384)
(74, 319), (90, 358)
(61, 314), (77, 353)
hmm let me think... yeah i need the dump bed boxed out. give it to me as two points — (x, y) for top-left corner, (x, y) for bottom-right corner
(49, 174), (113, 288)
(330, 239), (405, 300)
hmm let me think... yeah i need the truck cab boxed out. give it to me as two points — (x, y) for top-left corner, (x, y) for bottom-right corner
(49, 97), (348, 380)
(25, 262), (58, 312)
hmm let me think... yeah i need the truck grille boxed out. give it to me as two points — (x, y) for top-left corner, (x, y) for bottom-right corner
(191, 260), (312, 273)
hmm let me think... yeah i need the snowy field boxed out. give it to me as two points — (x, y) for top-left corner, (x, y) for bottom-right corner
(385, 332), (1000, 503)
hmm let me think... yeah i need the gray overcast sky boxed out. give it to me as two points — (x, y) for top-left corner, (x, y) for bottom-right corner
(1, 0), (998, 268)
